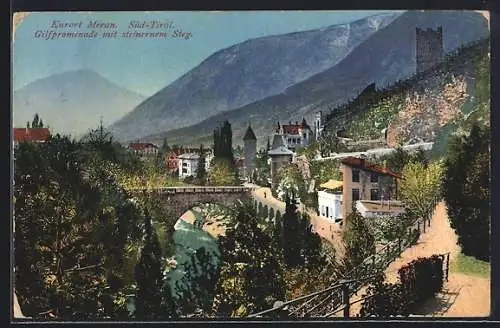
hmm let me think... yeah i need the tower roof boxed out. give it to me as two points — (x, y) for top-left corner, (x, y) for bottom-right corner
(243, 124), (257, 141)
(271, 133), (285, 149)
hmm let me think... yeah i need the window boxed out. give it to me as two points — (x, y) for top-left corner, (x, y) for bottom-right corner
(182, 162), (188, 167)
(352, 188), (360, 201)
(325, 206), (329, 218)
(352, 169), (360, 182)
(182, 168), (188, 174)
(370, 172), (378, 183)
(370, 189), (379, 201)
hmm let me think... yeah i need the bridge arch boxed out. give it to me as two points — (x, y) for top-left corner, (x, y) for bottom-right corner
(126, 186), (253, 220)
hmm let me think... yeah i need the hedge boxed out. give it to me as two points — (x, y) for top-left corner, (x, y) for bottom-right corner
(360, 255), (444, 317)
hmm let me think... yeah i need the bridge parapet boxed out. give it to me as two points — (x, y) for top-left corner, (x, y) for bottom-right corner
(125, 186), (253, 194)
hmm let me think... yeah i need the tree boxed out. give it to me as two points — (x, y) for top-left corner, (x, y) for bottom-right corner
(275, 164), (306, 202)
(343, 208), (376, 271)
(14, 134), (144, 319)
(173, 247), (220, 317)
(399, 161), (443, 222)
(196, 144), (207, 185)
(281, 194), (302, 267)
(299, 213), (325, 268)
(443, 123), (490, 261)
(212, 200), (285, 317)
(207, 158), (237, 186)
(31, 113), (40, 128)
(134, 208), (171, 320)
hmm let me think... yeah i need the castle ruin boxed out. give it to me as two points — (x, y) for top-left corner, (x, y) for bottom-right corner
(416, 26), (444, 74)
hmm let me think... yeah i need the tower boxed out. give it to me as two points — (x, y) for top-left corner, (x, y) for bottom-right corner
(416, 26), (444, 74)
(243, 123), (257, 180)
(314, 111), (323, 140)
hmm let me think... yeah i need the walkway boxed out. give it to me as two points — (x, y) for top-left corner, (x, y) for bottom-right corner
(313, 142), (434, 161)
(346, 202), (490, 318)
(244, 183), (345, 256)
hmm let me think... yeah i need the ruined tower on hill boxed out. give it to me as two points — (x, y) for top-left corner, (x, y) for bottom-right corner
(416, 26), (444, 74)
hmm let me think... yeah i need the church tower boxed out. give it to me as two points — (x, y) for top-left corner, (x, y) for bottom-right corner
(416, 26), (444, 74)
(243, 123), (257, 181)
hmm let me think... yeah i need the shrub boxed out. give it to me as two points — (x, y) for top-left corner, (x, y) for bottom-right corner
(360, 255), (444, 317)
(398, 255), (444, 309)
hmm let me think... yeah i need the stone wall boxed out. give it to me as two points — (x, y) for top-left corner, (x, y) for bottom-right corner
(127, 187), (252, 219)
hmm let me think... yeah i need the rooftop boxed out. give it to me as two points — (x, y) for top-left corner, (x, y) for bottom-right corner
(357, 200), (406, 213)
(319, 179), (343, 190)
(243, 124), (257, 141)
(341, 156), (402, 179)
(178, 153), (200, 160)
(129, 142), (158, 151)
(13, 128), (51, 142)
(268, 145), (294, 156)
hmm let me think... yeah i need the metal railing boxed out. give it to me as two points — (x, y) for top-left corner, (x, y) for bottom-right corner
(247, 212), (436, 319)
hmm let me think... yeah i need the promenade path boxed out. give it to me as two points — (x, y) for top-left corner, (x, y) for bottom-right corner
(244, 183), (345, 256)
(345, 202), (490, 318)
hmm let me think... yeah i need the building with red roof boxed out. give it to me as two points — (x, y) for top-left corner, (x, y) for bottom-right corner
(128, 142), (159, 158)
(272, 117), (313, 151)
(339, 156), (402, 221)
(13, 128), (51, 146)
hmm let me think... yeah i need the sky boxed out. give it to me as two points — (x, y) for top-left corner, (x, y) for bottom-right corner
(12, 10), (404, 96)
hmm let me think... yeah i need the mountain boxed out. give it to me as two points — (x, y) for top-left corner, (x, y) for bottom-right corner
(109, 12), (402, 141)
(139, 10), (489, 149)
(13, 69), (145, 138)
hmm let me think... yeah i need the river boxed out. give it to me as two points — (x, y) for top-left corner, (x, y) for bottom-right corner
(165, 205), (227, 304)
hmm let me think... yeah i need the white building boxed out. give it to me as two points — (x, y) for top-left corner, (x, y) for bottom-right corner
(355, 200), (406, 218)
(272, 118), (313, 151)
(317, 179), (343, 223)
(178, 153), (200, 178)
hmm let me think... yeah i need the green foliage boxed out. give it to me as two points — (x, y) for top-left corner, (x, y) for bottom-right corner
(173, 247), (220, 316)
(281, 195), (324, 268)
(309, 159), (341, 186)
(398, 255), (444, 309)
(14, 134), (145, 319)
(252, 149), (270, 186)
(359, 274), (409, 318)
(134, 208), (173, 320)
(31, 113), (44, 128)
(360, 255), (444, 317)
(443, 123), (490, 261)
(343, 209), (376, 271)
(274, 164), (306, 201)
(195, 144), (207, 185)
(377, 147), (428, 174)
(213, 120), (235, 164)
(207, 158), (239, 186)
(213, 200), (285, 317)
(317, 132), (348, 156)
(399, 160), (443, 221)
(282, 195), (302, 267)
(450, 252), (490, 278)
(346, 95), (404, 140)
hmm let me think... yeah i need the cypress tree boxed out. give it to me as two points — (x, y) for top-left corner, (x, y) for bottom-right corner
(282, 194), (302, 267)
(196, 144), (206, 185)
(134, 208), (170, 320)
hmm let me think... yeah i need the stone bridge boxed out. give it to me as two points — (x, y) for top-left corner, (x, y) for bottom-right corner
(126, 186), (254, 218)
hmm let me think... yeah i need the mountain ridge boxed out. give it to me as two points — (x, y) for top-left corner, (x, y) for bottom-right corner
(13, 69), (146, 138)
(134, 10), (489, 149)
(109, 12), (402, 141)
